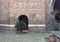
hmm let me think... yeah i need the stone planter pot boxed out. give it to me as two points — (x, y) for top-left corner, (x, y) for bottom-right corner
(17, 29), (23, 32)
(49, 34), (57, 42)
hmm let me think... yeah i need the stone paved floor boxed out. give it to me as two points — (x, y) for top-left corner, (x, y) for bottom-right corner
(0, 31), (53, 42)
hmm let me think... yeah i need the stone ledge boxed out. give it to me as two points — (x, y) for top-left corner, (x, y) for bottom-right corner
(29, 27), (46, 32)
(0, 27), (46, 32)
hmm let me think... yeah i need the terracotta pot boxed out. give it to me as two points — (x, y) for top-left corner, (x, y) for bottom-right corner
(49, 35), (57, 42)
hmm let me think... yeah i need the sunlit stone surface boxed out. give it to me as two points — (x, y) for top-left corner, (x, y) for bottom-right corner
(0, 0), (51, 24)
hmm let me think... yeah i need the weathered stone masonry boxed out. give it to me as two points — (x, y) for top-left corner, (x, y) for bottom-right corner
(0, 0), (51, 31)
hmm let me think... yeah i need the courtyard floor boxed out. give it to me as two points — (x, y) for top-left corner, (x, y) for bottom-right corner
(0, 31), (60, 42)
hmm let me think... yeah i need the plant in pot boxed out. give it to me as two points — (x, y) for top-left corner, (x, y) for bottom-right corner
(15, 21), (25, 32)
(49, 34), (57, 42)
(45, 34), (57, 42)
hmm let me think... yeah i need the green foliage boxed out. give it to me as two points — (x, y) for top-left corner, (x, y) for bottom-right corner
(46, 15), (59, 31)
(45, 37), (50, 42)
(15, 21), (25, 30)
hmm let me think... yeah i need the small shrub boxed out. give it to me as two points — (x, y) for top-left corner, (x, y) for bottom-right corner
(15, 21), (25, 30)
(46, 15), (59, 31)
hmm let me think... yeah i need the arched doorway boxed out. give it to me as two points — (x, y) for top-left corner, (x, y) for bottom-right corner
(54, 0), (60, 10)
(53, 0), (60, 22)
(50, 0), (60, 13)
(50, 0), (60, 31)
(18, 15), (28, 30)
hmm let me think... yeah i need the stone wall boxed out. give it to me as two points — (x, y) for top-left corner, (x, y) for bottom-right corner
(0, 0), (51, 24)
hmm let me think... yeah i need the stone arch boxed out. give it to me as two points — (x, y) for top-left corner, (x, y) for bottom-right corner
(18, 15), (28, 30)
(50, 0), (60, 14)
(50, 0), (60, 31)
(50, 0), (56, 14)
(51, 0), (60, 22)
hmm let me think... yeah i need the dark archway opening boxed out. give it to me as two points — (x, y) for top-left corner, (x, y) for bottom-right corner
(53, 0), (60, 31)
(18, 15), (28, 30)
(55, 13), (60, 22)
(53, 0), (60, 22)
(50, 0), (60, 31)
(54, 0), (60, 10)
